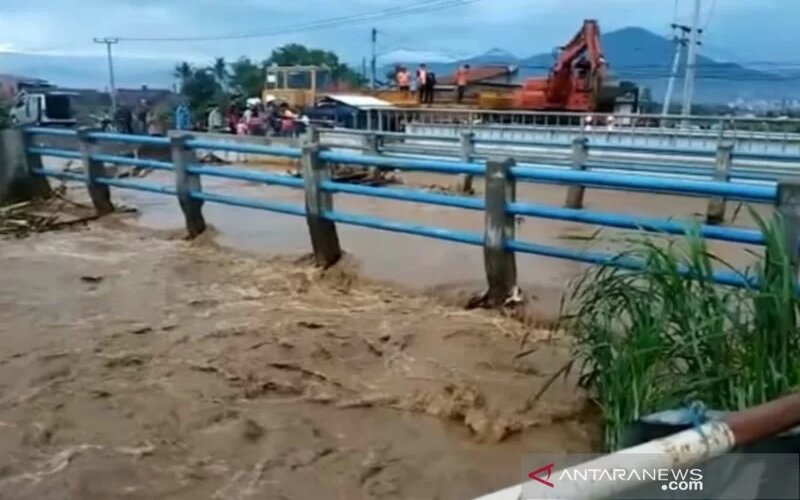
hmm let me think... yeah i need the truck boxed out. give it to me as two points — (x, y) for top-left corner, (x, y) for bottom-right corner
(9, 91), (77, 127)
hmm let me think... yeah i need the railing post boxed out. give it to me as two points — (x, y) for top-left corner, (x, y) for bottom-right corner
(170, 135), (206, 238)
(302, 127), (342, 267)
(706, 143), (734, 225)
(458, 131), (475, 193)
(776, 180), (800, 275)
(482, 157), (518, 306)
(364, 132), (380, 179)
(77, 127), (114, 215)
(564, 137), (589, 209)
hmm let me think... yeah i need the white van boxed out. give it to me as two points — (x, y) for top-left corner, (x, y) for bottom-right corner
(10, 91), (77, 127)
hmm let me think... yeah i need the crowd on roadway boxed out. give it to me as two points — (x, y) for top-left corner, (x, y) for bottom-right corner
(108, 95), (309, 137)
(201, 95), (309, 137)
(392, 63), (471, 104)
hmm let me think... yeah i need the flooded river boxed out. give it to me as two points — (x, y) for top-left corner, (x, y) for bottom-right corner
(95, 164), (770, 316)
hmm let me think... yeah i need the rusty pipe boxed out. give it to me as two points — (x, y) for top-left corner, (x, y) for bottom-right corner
(727, 391), (800, 447)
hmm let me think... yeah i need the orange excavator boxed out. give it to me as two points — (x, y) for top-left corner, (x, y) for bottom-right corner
(513, 19), (627, 112)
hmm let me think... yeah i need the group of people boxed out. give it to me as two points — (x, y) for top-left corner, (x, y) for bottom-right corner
(110, 99), (169, 135)
(103, 96), (307, 137)
(393, 63), (471, 104)
(205, 96), (308, 137)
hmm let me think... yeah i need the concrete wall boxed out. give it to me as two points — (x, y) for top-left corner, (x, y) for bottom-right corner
(0, 128), (51, 204)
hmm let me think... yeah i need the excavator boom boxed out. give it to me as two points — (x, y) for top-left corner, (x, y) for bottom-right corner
(514, 19), (616, 112)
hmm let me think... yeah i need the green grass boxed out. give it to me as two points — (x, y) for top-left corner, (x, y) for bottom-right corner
(561, 212), (800, 450)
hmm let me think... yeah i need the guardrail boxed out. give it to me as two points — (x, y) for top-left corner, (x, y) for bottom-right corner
(363, 107), (800, 138)
(322, 127), (800, 219)
(15, 126), (800, 300)
(327, 129), (800, 179)
(357, 108), (800, 159)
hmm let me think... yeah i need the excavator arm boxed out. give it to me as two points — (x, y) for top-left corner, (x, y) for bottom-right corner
(547, 19), (607, 103)
(513, 19), (622, 112)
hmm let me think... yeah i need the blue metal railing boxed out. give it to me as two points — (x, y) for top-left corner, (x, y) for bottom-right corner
(22, 127), (783, 290)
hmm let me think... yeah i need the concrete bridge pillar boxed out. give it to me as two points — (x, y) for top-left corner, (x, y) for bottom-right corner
(706, 143), (734, 225)
(564, 137), (589, 209)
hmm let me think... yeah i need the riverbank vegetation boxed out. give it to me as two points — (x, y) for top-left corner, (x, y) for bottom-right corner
(563, 213), (800, 450)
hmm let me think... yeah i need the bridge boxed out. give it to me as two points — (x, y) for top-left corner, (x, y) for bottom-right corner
(1, 122), (800, 499)
(7, 124), (799, 300)
(360, 108), (800, 156)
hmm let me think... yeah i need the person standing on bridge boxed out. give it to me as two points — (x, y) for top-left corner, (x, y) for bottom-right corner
(416, 64), (428, 104)
(455, 64), (470, 104)
(424, 71), (437, 105)
(396, 66), (410, 99)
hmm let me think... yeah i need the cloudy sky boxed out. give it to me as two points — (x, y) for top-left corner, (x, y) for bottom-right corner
(0, 0), (797, 65)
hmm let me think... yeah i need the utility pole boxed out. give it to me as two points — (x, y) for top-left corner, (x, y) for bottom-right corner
(94, 37), (119, 115)
(680, 0), (702, 118)
(370, 28), (377, 90)
(662, 24), (689, 116)
(361, 57), (367, 83)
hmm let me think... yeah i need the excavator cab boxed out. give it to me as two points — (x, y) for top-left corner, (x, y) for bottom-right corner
(514, 19), (628, 112)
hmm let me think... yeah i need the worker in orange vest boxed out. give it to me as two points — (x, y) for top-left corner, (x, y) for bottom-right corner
(416, 64), (428, 104)
(455, 64), (470, 104)
(396, 66), (410, 99)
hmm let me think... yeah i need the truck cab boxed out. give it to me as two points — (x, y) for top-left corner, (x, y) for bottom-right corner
(262, 65), (332, 110)
(10, 91), (77, 127)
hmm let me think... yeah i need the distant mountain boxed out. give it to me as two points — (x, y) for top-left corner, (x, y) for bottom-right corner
(0, 52), (175, 89)
(5, 26), (798, 104)
(383, 26), (797, 104)
(519, 27), (788, 104)
(463, 48), (519, 65)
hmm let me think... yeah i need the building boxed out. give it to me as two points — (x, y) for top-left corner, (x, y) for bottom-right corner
(0, 74), (53, 99)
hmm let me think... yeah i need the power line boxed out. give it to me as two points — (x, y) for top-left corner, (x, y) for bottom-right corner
(702, 0), (717, 31)
(114, 0), (481, 43)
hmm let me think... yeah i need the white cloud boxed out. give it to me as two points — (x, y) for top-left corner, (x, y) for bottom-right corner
(0, 0), (794, 63)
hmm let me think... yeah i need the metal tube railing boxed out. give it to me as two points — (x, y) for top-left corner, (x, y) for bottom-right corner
(90, 153), (174, 171)
(510, 165), (776, 202)
(185, 139), (302, 158)
(22, 126), (797, 296)
(187, 164), (305, 189)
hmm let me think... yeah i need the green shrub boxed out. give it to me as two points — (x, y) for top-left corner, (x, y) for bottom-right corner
(562, 213), (800, 450)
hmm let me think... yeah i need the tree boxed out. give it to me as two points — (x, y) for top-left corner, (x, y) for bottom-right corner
(211, 57), (229, 91)
(179, 68), (220, 116)
(174, 61), (193, 86)
(229, 57), (265, 98)
(266, 43), (365, 88)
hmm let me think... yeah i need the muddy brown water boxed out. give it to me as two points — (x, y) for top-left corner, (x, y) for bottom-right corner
(0, 224), (594, 500)
(3, 158), (772, 499)
(99, 163), (771, 319)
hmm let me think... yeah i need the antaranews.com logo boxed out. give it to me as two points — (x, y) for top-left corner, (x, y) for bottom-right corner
(520, 453), (799, 500)
(528, 463), (703, 493)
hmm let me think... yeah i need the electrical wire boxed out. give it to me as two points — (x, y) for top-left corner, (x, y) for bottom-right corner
(702, 0), (717, 31)
(115, 0), (482, 42)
